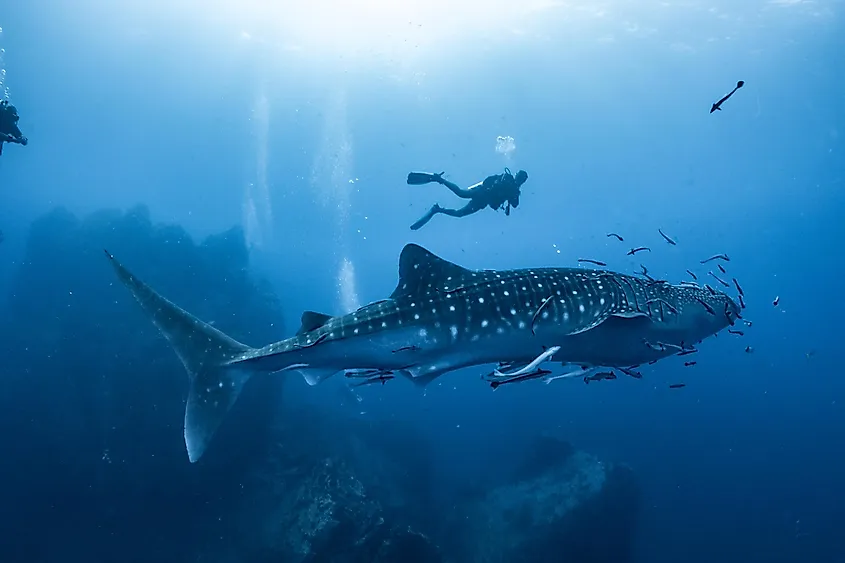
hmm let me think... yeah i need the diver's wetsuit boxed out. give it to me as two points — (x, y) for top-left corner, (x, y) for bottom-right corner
(408, 168), (528, 231)
(0, 101), (28, 156)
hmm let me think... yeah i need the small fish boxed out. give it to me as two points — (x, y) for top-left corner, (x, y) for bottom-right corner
(669, 383), (686, 389)
(695, 297), (716, 315)
(678, 348), (698, 357)
(490, 368), (552, 389)
(724, 303), (736, 326)
(578, 258), (607, 267)
(583, 370), (617, 384)
(345, 368), (393, 379)
(686, 269), (697, 281)
(772, 296), (780, 307)
(640, 264), (649, 275)
(392, 345), (419, 353)
(618, 366), (642, 379)
(704, 284), (716, 296)
(627, 247), (651, 256)
(350, 374), (395, 387)
(684, 361), (697, 367)
(658, 229), (677, 245)
(700, 254), (730, 264)
(606, 232), (624, 242)
(708, 271), (730, 287)
(710, 80), (745, 113)
(728, 329), (744, 336)
(717, 264), (726, 274)
(744, 346), (754, 353)
(732, 278), (744, 297)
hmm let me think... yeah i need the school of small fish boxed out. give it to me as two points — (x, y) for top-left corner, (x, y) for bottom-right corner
(347, 225), (778, 394)
(579, 227), (778, 390)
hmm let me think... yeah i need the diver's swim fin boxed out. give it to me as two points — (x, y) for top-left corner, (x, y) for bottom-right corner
(407, 172), (440, 185)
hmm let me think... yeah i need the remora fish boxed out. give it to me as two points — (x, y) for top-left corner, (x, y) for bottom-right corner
(105, 244), (738, 462)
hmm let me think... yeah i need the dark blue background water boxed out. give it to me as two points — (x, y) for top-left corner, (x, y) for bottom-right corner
(1, 2), (843, 561)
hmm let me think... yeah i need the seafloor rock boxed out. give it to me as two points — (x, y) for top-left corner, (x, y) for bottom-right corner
(253, 455), (442, 563)
(0, 205), (286, 562)
(227, 410), (442, 563)
(443, 436), (641, 563)
(233, 409), (444, 563)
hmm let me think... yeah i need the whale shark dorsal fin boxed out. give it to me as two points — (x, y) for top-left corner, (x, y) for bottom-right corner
(390, 244), (471, 298)
(296, 311), (333, 335)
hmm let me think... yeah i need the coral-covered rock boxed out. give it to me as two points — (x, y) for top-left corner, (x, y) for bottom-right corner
(233, 411), (444, 563)
(0, 205), (286, 562)
(444, 437), (641, 563)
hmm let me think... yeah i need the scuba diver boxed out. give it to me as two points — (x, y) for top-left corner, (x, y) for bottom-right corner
(0, 100), (28, 156)
(407, 167), (528, 231)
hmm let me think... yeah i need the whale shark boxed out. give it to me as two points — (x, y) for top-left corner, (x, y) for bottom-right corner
(106, 243), (740, 462)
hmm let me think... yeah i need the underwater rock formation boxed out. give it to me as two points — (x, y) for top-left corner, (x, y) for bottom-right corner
(246, 453), (443, 563)
(0, 205), (286, 562)
(230, 407), (444, 562)
(441, 435), (641, 563)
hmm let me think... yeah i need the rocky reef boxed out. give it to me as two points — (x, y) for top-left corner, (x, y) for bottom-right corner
(232, 408), (445, 562)
(0, 205), (287, 561)
(218, 414), (639, 563)
(0, 205), (641, 563)
(443, 436), (640, 562)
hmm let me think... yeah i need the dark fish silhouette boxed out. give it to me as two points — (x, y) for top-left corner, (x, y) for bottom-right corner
(578, 258), (607, 267)
(658, 229), (677, 245)
(583, 370), (617, 384)
(711, 80), (745, 113)
(701, 254), (730, 264)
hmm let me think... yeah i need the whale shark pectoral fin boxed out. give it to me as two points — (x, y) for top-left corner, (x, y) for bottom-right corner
(294, 368), (339, 386)
(399, 363), (460, 387)
(396, 369), (441, 388)
(565, 311), (615, 336)
(565, 311), (654, 337)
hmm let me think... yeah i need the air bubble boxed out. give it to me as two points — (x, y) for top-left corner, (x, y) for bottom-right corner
(495, 135), (516, 157)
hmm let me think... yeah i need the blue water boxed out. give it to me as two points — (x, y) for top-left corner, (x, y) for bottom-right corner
(1, 2), (844, 562)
